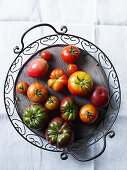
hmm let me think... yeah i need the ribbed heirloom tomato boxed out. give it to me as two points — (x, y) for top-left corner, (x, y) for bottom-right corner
(27, 82), (48, 103)
(46, 117), (74, 147)
(48, 69), (68, 92)
(24, 104), (49, 129)
(68, 71), (93, 96)
(60, 97), (78, 121)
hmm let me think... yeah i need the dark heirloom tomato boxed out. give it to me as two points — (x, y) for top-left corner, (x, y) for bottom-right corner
(24, 104), (49, 129)
(61, 45), (80, 64)
(46, 117), (74, 148)
(27, 82), (48, 103)
(60, 97), (78, 121)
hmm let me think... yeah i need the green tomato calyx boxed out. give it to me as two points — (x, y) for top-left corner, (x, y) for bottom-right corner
(30, 112), (37, 120)
(69, 46), (79, 55)
(19, 84), (25, 91)
(86, 111), (93, 118)
(35, 89), (42, 96)
(76, 75), (92, 90)
(48, 97), (55, 104)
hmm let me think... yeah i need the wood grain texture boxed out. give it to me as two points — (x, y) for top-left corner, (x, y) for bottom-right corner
(15, 45), (108, 140)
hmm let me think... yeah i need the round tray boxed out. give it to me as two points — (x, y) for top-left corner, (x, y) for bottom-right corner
(4, 24), (121, 161)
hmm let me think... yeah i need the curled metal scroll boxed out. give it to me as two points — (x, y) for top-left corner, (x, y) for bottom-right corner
(60, 131), (115, 161)
(13, 23), (68, 54)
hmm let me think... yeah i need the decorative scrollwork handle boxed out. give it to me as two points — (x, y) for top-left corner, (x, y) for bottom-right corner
(13, 23), (68, 54)
(60, 130), (115, 161)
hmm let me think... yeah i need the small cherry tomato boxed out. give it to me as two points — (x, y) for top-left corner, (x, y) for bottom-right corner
(61, 45), (80, 64)
(40, 50), (51, 61)
(16, 82), (29, 94)
(79, 104), (98, 124)
(45, 96), (60, 111)
(27, 82), (48, 103)
(67, 64), (78, 74)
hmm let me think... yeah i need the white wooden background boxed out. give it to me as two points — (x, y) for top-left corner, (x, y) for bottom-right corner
(0, 0), (126, 169)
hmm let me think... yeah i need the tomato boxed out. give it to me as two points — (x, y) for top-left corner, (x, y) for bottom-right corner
(67, 64), (78, 75)
(60, 97), (78, 121)
(48, 69), (68, 92)
(24, 104), (49, 129)
(90, 86), (109, 107)
(68, 71), (93, 96)
(27, 82), (48, 103)
(40, 50), (51, 61)
(61, 45), (80, 64)
(16, 82), (29, 94)
(46, 117), (74, 147)
(45, 96), (60, 111)
(27, 58), (48, 78)
(79, 104), (98, 124)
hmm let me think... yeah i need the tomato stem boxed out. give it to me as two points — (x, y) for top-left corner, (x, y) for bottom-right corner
(69, 46), (79, 55)
(35, 89), (42, 96)
(66, 65), (69, 70)
(86, 111), (93, 118)
(48, 97), (55, 103)
(19, 84), (25, 91)
(76, 75), (92, 90)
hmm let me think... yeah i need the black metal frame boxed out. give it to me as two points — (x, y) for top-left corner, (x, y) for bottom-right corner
(4, 23), (121, 161)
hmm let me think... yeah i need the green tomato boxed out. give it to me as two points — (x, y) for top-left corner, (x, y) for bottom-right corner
(24, 104), (49, 129)
(60, 97), (78, 121)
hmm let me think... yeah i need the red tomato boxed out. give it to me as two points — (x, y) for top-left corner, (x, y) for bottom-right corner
(27, 58), (48, 78)
(90, 86), (109, 107)
(40, 50), (51, 61)
(68, 71), (93, 96)
(67, 64), (78, 74)
(48, 69), (68, 92)
(27, 82), (48, 103)
(16, 82), (29, 94)
(79, 104), (98, 124)
(61, 45), (80, 63)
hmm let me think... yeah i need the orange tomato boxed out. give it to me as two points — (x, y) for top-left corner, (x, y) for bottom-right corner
(16, 82), (29, 94)
(48, 69), (68, 92)
(27, 82), (48, 103)
(68, 71), (93, 96)
(79, 104), (98, 124)
(45, 96), (60, 111)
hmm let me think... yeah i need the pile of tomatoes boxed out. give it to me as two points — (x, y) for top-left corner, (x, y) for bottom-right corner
(16, 45), (109, 148)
